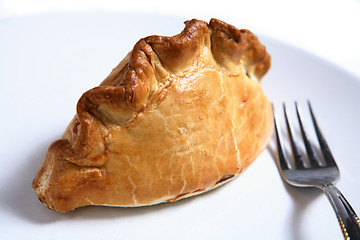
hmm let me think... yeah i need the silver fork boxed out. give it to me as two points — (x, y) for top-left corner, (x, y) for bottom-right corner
(273, 101), (360, 239)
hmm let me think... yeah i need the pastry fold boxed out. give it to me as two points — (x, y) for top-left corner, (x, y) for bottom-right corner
(33, 18), (273, 212)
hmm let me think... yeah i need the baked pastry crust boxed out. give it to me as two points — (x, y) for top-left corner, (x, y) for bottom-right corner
(33, 18), (273, 212)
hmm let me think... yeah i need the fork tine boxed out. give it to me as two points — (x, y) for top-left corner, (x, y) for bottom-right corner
(295, 102), (320, 167)
(307, 101), (337, 167)
(283, 103), (306, 169)
(273, 104), (290, 170)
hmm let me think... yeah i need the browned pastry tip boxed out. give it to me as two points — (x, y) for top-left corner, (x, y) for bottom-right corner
(33, 18), (272, 212)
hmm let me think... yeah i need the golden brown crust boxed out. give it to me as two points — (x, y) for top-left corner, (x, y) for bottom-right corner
(33, 18), (273, 212)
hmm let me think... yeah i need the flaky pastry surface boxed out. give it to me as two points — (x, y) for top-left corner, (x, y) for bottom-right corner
(33, 18), (273, 212)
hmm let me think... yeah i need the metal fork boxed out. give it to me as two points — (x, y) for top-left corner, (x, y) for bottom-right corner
(273, 101), (360, 239)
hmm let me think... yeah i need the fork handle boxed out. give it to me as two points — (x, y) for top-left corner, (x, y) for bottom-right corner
(320, 185), (360, 239)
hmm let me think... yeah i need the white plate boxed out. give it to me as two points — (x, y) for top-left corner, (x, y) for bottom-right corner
(1, 12), (359, 240)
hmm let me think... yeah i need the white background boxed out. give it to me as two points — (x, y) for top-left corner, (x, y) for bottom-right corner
(1, 1), (360, 240)
(1, 0), (360, 78)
